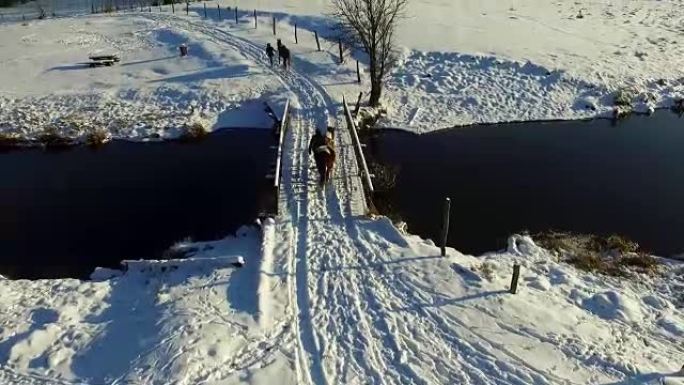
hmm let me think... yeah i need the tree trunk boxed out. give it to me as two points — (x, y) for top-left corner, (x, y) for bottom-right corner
(369, 80), (382, 107)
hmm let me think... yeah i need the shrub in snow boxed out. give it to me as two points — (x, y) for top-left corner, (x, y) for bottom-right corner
(0, 131), (22, 147)
(533, 231), (659, 277)
(85, 128), (111, 147)
(181, 122), (208, 141)
(37, 126), (73, 147)
(613, 87), (636, 107)
(474, 262), (495, 281)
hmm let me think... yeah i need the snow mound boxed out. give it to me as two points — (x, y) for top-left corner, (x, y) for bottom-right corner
(582, 291), (644, 323)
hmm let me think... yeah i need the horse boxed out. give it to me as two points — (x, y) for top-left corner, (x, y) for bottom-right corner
(312, 132), (336, 186)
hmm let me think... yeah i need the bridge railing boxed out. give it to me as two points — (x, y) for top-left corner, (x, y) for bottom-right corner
(342, 95), (375, 212)
(272, 98), (291, 215)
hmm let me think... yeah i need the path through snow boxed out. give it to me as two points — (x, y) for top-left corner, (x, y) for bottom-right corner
(0, 10), (682, 385)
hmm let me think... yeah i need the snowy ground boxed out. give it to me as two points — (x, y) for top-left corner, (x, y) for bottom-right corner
(1, 7), (684, 384)
(0, 14), (288, 141)
(3, 0), (684, 137)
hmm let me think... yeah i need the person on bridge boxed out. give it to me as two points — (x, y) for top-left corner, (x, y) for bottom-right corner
(309, 129), (336, 186)
(265, 43), (276, 66)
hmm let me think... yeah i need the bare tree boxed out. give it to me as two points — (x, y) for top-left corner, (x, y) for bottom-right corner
(331, 0), (408, 107)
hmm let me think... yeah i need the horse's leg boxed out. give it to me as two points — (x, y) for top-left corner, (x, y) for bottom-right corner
(326, 152), (336, 184)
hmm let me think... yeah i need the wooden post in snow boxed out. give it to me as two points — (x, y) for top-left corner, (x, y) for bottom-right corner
(294, 23), (298, 44)
(354, 92), (363, 115)
(510, 264), (521, 294)
(235, 6), (238, 23)
(356, 60), (361, 83)
(314, 31), (321, 51)
(338, 38), (344, 64)
(203, 2), (206, 18)
(217, 3), (220, 18)
(272, 16), (276, 35)
(171, 2), (174, 13)
(253, 9), (257, 28)
(440, 197), (451, 257)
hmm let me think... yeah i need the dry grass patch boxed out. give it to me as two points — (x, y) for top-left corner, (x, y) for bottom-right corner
(534, 231), (660, 277)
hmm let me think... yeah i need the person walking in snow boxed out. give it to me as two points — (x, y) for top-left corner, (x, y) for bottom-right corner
(276, 39), (284, 65)
(265, 43), (276, 66)
(281, 45), (291, 70)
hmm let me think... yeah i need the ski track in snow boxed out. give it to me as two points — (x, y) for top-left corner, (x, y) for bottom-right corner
(1, 11), (682, 385)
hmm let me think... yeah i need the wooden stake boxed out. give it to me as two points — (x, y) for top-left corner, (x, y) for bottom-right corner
(314, 31), (321, 51)
(440, 197), (451, 257)
(235, 6), (238, 23)
(356, 60), (361, 83)
(203, 2), (206, 18)
(217, 3), (220, 18)
(510, 264), (521, 294)
(253, 9), (257, 28)
(294, 23), (298, 44)
(171, 1), (174, 13)
(338, 38), (344, 64)
(186, 1), (189, 15)
(354, 92), (363, 115)
(272, 16), (276, 35)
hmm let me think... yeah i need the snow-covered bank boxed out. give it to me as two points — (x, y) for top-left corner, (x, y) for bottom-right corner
(4, 0), (684, 137)
(211, 0), (684, 131)
(0, 225), (298, 384)
(0, 14), (287, 142)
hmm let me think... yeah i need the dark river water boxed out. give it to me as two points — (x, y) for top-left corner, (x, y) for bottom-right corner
(0, 129), (275, 279)
(364, 112), (684, 257)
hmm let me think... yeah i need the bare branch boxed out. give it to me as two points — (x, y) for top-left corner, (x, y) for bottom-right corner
(331, 0), (408, 106)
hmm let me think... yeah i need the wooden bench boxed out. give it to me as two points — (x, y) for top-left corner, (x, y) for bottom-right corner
(86, 54), (120, 68)
(89, 54), (120, 62)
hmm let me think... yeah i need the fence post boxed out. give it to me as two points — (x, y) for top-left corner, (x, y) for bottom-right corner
(253, 9), (257, 28)
(171, 2), (174, 13)
(217, 3), (220, 18)
(235, 6), (238, 23)
(354, 92), (363, 115)
(440, 197), (451, 257)
(338, 38), (344, 64)
(272, 16), (276, 35)
(314, 31), (321, 51)
(356, 60), (361, 83)
(510, 264), (521, 294)
(294, 23), (298, 44)
(203, 2), (206, 18)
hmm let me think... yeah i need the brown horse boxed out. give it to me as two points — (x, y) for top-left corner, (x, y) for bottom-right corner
(310, 130), (336, 186)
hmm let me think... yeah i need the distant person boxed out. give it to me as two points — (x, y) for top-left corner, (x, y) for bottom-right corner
(281, 45), (291, 70)
(265, 43), (275, 66)
(276, 39), (284, 64)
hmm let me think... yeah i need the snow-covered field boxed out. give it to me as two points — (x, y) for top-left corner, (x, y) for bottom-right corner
(3, 0), (684, 136)
(1, 2), (683, 384)
(0, 14), (288, 141)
